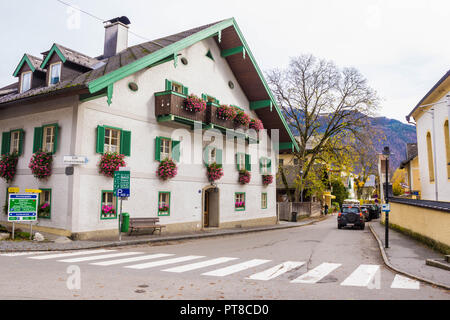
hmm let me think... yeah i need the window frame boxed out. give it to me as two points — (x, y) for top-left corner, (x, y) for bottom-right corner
(261, 192), (268, 209)
(100, 190), (118, 220)
(426, 131), (435, 183)
(48, 62), (62, 86)
(160, 137), (172, 161)
(444, 120), (450, 179)
(165, 79), (188, 96)
(104, 126), (121, 154)
(235, 192), (246, 211)
(20, 71), (32, 93)
(201, 93), (219, 104)
(38, 188), (52, 219)
(260, 157), (272, 175)
(42, 124), (57, 154)
(9, 130), (21, 154)
(158, 191), (171, 216)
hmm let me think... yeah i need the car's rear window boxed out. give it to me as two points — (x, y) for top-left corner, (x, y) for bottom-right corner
(342, 207), (360, 214)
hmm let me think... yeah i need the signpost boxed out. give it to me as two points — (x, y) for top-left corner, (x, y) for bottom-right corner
(8, 193), (39, 240)
(63, 155), (88, 165)
(114, 168), (131, 241)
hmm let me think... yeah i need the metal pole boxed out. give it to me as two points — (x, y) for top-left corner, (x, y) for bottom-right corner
(12, 222), (15, 240)
(30, 223), (32, 240)
(119, 199), (123, 241)
(385, 152), (389, 249)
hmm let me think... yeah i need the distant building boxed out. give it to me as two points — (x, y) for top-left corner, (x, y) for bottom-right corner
(406, 70), (450, 202)
(399, 143), (421, 197)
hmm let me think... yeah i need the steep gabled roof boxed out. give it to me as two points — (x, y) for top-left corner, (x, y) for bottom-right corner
(0, 18), (298, 150)
(12, 54), (45, 77)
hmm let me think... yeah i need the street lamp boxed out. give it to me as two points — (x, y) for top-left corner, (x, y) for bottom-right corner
(383, 146), (390, 248)
(300, 170), (304, 203)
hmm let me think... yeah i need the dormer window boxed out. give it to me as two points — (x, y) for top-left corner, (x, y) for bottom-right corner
(20, 71), (32, 93)
(49, 62), (61, 85)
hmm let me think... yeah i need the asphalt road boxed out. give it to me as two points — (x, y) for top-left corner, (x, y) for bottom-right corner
(0, 215), (448, 300)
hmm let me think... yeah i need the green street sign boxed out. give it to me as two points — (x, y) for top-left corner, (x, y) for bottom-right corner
(8, 194), (38, 222)
(114, 170), (130, 198)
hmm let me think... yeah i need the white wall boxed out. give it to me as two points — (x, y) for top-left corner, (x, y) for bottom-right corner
(74, 38), (277, 233)
(416, 92), (450, 201)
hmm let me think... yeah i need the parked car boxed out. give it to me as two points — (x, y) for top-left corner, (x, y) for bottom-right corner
(362, 204), (380, 220)
(338, 205), (365, 230)
(360, 205), (371, 222)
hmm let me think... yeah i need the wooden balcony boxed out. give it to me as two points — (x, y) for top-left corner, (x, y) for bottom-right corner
(155, 91), (207, 125)
(206, 102), (235, 130)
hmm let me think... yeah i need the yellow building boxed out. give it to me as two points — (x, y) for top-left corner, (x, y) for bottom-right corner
(399, 143), (421, 198)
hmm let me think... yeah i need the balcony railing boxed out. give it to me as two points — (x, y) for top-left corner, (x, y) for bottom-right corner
(155, 91), (207, 124)
(206, 102), (235, 130)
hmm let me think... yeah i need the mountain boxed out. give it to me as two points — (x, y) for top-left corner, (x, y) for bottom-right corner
(369, 116), (417, 170)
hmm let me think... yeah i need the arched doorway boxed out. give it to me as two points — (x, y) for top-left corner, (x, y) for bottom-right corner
(202, 186), (220, 228)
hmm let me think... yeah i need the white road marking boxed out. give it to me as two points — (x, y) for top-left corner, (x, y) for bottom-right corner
(58, 252), (142, 263)
(91, 253), (175, 266)
(202, 259), (271, 277)
(28, 249), (114, 260)
(291, 262), (342, 283)
(162, 257), (239, 273)
(390, 274), (420, 290)
(248, 261), (305, 281)
(0, 252), (50, 257)
(341, 264), (380, 287)
(125, 255), (205, 270)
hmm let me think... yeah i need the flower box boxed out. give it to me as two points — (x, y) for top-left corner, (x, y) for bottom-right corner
(206, 103), (235, 129)
(155, 91), (207, 123)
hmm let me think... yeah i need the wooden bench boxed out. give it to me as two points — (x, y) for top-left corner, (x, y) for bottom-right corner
(128, 217), (166, 235)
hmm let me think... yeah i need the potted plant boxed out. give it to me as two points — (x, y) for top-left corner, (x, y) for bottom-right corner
(102, 205), (116, 218)
(207, 163), (224, 182)
(235, 201), (245, 209)
(0, 153), (19, 183)
(238, 170), (251, 184)
(234, 109), (251, 128)
(262, 174), (273, 186)
(98, 152), (126, 178)
(38, 202), (51, 218)
(29, 151), (53, 180)
(216, 104), (237, 121)
(156, 158), (178, 180)
(249, 119), (264, 132)
(184, 94), (207, 112)
(158, 204), (170, 212)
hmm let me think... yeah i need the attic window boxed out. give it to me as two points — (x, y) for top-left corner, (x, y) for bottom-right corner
(20, 71), (32, 93)
(49, 62), (61, 85)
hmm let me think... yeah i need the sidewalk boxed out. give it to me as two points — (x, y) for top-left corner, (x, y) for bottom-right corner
(369, 221), (450, 289)
(0, 216), (327, 252)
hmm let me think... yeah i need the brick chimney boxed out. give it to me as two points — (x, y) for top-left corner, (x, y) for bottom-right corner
(103, 16), (131, 58)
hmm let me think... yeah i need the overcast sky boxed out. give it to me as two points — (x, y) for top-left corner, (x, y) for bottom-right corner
(1, 0), (448, 123)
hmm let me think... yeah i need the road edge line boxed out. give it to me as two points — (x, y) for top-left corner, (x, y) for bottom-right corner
(368, 222), (450, 291)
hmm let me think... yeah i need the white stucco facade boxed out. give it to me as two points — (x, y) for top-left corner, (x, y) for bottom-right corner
(415, 93), (450, 202)
(0, 38), (279, 238)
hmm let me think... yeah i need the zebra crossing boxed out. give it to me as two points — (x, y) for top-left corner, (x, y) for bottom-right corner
(0, 249), (420, 290)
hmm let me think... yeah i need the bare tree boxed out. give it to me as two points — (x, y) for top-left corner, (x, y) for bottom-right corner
(268, 54), (380, 201)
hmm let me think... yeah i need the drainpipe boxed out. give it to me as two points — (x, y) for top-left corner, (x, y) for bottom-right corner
(431, 109), (439, 201)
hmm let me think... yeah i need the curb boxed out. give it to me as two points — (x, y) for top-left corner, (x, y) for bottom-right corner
(0, 215), (328, 253)
(368, 223), (450, 291)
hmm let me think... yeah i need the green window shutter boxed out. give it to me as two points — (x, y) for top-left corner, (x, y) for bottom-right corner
(120, 130), (131, 156)
(259, 158), (263, 173)
(267, 158), (272, 174)
(33, 127), (43, 153)
(155, 137), (161, 161)
(201, 94), (207, 101)
(203, 146), (210, 166)
(245, 154), (251, 171)
(236, 153), (240, 170)
(165, 79), (172, 91)
(52, 125), (59, 155)
(18, 130), (25, 156)
(96, 126), (105, 154)
(182, 86), (189, 96)
(172, 140), (180, 162)
(1, 132), (10, 155)
(216, 149), (223, 168)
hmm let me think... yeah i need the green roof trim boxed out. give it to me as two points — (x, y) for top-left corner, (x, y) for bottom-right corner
(40, 44), (67, 69)
(221, 46), (244, 58)
(250, 100), (272, 111)
(87, 18), (298, 151)
(13, 54), (36, 77)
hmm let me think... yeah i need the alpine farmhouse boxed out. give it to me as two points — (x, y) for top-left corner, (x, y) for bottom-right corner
(0, 17), (298, 239)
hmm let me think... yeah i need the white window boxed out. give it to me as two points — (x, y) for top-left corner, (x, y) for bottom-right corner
(20, 71), (32, 93)
(10, 130), (21, 154)
(158, 192), (170, 215)
(171, 82), (183, 93)
(261, 193), (268, 209)
(160, 138), (172, 160)
(42, 126), (56, 153)
(261, 158), (269, 174)
(49, 62), (61, 85)
(104, 128), (121, 153)
(101, 191), (116, 219)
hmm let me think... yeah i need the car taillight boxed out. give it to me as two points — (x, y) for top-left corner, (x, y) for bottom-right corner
(360, 213), (363, 217)
(338, 212), (342, 217)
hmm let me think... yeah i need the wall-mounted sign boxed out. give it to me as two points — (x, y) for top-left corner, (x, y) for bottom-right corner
(382, 204), (390, 212)
(114, 170), (130, 198)
(63, 156), (88, 165)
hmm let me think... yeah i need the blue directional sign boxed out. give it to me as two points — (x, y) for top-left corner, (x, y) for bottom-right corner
(8, 194), (38, 221)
